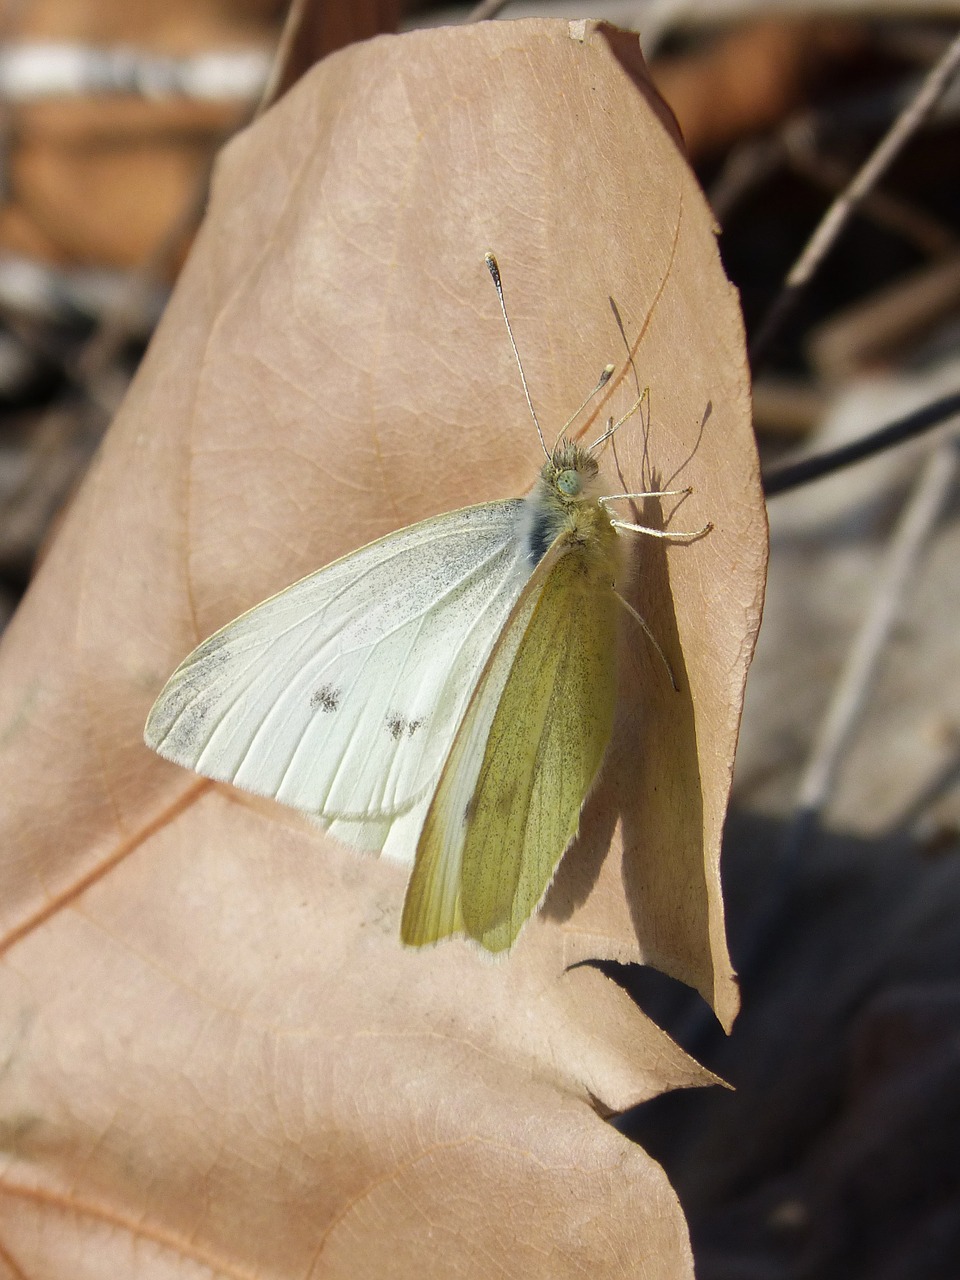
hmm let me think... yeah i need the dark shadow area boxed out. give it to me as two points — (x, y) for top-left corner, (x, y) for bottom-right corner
(609, 806), (960, 1280)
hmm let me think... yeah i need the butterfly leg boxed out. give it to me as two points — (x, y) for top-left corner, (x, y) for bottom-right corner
(608, 515), (713, 540)
(601, 487), (692, 501)
(614, 592), (679, 692)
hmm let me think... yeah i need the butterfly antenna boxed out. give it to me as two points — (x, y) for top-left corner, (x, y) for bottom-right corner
(588, 387), (649, 454)
(485, 251), (549, 461)
(550, 363), (616, 453)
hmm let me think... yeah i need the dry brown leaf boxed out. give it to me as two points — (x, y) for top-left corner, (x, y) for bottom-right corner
(0, 20), (764, 1276)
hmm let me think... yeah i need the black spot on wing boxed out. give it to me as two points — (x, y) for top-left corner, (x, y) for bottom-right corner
(311, 684), (341, 713)
(387, 712), (427, 740)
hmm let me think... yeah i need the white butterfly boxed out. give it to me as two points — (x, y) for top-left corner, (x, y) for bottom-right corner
(145, 254), (708, 952)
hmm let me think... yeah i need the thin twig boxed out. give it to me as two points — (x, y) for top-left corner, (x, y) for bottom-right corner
(794, 434), (959, 821)
(762, 392), (960, 496)
(750, 29), (960, 366)
(785, 128), (958, 258)
(734, 432), (960, 991)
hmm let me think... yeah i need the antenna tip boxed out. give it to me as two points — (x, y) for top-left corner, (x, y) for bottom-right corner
(484, 251), (501, 283)
(600, 363), (615, 384)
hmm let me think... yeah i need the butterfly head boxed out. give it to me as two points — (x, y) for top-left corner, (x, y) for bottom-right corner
(542, 440), (600, 506)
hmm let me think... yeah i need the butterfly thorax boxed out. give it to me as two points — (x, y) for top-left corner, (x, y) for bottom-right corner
(522, 439), (618, 571)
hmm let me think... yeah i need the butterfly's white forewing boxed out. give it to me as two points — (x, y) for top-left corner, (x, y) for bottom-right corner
(146, 500), (533, 860)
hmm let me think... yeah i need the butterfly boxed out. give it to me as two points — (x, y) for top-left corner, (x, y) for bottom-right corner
(144, 253), (709, 953)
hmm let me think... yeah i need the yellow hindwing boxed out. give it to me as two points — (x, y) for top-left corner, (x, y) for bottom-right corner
(402, 528), (619, 953)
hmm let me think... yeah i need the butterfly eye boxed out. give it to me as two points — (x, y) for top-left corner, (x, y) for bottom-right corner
(556, 469), (582, 498)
